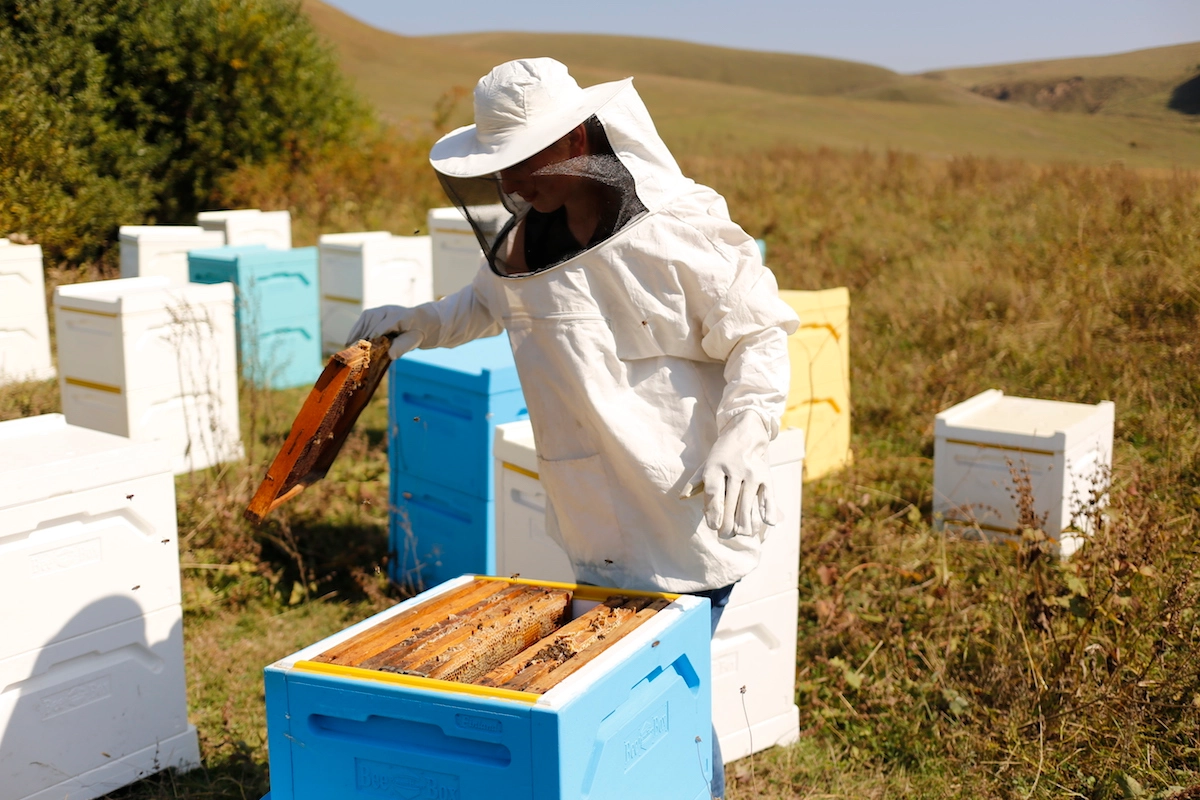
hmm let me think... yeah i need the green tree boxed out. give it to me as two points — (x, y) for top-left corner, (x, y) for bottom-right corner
(0, 0), (366, 266)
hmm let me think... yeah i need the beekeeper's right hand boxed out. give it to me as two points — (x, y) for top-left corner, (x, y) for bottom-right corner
(346, 304), (439, 361)
(680, 409), (776, 539)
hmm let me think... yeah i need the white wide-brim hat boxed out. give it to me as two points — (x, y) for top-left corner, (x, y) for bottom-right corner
(430, 58), (631, 179)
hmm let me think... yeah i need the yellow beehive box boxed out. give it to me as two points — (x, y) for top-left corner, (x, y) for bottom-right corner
(779, 287), (851, 481)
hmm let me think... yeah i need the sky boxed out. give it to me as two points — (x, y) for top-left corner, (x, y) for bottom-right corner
(322, 0), (1200, 74)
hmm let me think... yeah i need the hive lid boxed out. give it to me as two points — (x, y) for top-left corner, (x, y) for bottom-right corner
(197, 208), (265, 222)
(0, 240), (42, 260)
(936, 389), (1114, 443)
(186, 244), (272, 263)
(118, 225), (217, 241)
(54, 276), (234, 314)
(427, 206), (469, 228)
(319, 233), (431, 261)
(494, 420), (537, 472)
(394, 334), (522, 394)
(318, 231), (393, 247)
(0, 414), (172, 509)
(427, 205), (509, 232)
(778, 287), (850, 314)
(770, 426), (806, 465)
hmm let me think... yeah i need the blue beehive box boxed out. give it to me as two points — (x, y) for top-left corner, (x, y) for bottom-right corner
(388, 334), (527, 586)
(188, 245), (322, 389)
(389, 334), (527, 496)
(262, 576), (713, 800)
(390, 472), (493, 591)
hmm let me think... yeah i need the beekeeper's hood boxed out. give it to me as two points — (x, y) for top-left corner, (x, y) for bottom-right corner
(430, 57), (691, 276)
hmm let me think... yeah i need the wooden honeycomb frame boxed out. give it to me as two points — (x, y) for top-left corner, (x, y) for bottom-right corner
(245, 336), (392, 524)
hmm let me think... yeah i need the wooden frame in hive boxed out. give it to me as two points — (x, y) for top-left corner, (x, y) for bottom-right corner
(311, 577), (671, 695)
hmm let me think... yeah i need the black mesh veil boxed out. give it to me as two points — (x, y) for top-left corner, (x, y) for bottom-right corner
(435, 116), (648, 278)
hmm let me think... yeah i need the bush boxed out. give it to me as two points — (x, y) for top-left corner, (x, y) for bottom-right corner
(213, 124), (446, 245)
(0, 0), (366, 268)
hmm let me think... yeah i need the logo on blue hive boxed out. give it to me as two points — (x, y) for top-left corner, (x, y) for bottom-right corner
(623, 703), (670, 766)
(455, 713), (502, 734)
(355, 758), (460, 800)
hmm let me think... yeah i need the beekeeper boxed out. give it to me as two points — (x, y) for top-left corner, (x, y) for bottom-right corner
(351, 56), (796, 797)
(352, 56), (797, 589)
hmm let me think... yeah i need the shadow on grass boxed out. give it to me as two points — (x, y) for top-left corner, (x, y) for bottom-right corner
(105, 750), (269, 800)
(257, 514), (397, 605)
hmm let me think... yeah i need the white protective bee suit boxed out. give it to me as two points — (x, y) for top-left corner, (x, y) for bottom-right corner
(353, 58), (798, 594)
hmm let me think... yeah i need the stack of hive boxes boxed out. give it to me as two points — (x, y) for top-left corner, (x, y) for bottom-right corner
(934, 389), (1115, 557)
(317, 232), (434, 355)
(0, 238), (55, 385)
(492, 421), (806, 762)
(388, 335), (528, 591)
(0, 414), (199, 800)
(262, 576), (714, 800)
(188, 245), (322, 389)
(118, 226), (225, 283)
(53, 276), (243, 475)
(779, 287), (851, 481)
(196, 208), (292, 249)
(426, 205), (511, 298)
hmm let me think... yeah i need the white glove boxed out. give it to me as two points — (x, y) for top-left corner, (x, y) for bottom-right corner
(346, 304), (439, 361)
(680, 411), (776, 539)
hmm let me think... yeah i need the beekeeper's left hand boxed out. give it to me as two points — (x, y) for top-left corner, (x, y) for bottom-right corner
(680, 410), (776, 539)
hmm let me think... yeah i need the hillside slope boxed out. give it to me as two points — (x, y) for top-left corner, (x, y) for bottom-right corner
(925, 42), (1200, 118)
(302, 1), (1200, 168)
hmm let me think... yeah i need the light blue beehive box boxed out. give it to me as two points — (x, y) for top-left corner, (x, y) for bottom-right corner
(262, 576), (714, 800)
(388, 334), (528, 587)
(188, 245), (322, 389)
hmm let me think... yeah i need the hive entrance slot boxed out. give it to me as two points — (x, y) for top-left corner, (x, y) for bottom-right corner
(308, 714), (513, 766)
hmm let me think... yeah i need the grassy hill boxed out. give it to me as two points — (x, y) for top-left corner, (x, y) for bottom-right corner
(301, 0), (1200, 168)
(932, 40), (1200, 84)
(926, 41), (1200, 119)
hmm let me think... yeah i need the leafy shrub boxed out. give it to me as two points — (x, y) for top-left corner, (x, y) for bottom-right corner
(0, 0), (365, 268)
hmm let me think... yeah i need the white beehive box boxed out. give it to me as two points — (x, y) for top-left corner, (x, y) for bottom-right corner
(492, 421), (805, 763)
(729, 428), (804, 608)
(54, 276), (243, 474)
(197, 208), (292, 249)
(428, 205), (511, 298)
(318, 232), (434, 354)
(934, 389), (1115, 556)
(712, 588), (800, 762)
(118, 225), (226, 282)
(0, 239), (55, 384)
(493, 421), (576, 583)
(1, 605), (200, 800)
(0, 414), (181, 656)
(0, 414), (199, 800)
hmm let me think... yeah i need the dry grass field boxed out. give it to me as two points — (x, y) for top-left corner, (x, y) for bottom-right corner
(3, 7), (1199, 799)
(6, 143), (1197, 800)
